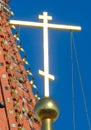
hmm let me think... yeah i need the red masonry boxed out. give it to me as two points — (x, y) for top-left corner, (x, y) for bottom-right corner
(0, 0), (41, 129)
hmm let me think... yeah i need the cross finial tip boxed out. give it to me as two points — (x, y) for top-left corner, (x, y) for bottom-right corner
(38, 12), (52, 21)
(43, 12), (48, 15)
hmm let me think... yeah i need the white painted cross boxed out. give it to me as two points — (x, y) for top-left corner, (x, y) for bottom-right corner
(38, 12), (54, 97)
(10, 12), (81, 97)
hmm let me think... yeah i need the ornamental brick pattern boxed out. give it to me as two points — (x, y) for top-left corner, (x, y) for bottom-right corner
(0, 0), (40, 129)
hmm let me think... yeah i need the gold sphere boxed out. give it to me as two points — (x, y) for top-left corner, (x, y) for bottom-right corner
(34, 97), (60, 122)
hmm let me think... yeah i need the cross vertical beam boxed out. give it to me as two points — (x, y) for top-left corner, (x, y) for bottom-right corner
(38, 12), (54, 97)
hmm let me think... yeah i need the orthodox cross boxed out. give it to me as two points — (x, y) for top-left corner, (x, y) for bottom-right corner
(10, 12), (81, 97)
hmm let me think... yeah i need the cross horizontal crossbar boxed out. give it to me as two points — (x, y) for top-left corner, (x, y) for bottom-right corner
(10, 20), (81, 31)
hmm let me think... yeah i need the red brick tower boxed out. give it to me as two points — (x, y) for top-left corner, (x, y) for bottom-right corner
(0, 0), (40, 129)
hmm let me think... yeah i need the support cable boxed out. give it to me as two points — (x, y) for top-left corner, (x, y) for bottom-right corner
(71, 33), (91, 130)
(70, 31), (76, 130)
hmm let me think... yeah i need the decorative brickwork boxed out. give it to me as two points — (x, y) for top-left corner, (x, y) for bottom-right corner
(0, 1), (41, 129)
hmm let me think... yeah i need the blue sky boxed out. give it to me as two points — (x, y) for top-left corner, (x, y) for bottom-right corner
(9, 0), (91, 130)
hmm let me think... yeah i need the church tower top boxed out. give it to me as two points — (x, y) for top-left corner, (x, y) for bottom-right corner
(1, 0), (10, 3)
(0, 0), (10, 19)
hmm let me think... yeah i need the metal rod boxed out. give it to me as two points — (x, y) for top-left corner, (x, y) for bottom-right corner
(41, 119), (54, 130)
